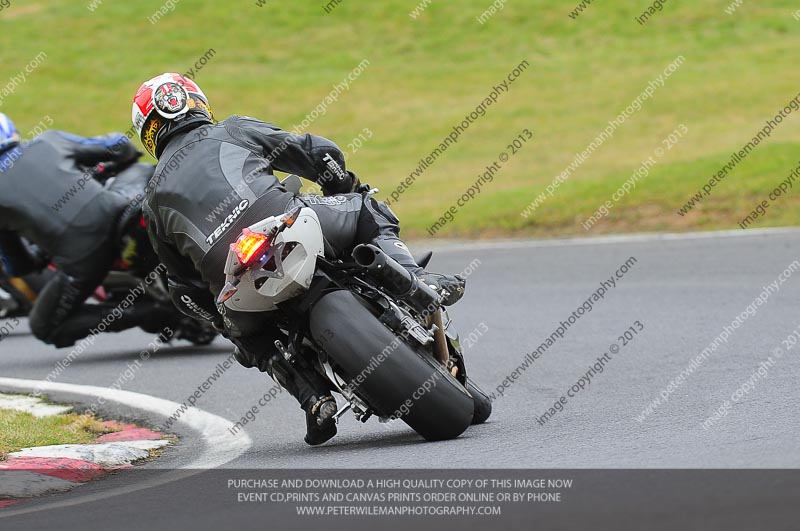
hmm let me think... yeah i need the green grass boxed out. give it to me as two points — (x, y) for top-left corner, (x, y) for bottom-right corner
(0, 407), (113, 460)
(1, 1), (799, 237)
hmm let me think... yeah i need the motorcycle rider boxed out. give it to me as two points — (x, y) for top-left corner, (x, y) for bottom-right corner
(131, 73), (466, 445)
(0, 112), (183, 347)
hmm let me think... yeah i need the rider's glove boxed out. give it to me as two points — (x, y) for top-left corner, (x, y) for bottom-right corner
(322, 170), (371, 196)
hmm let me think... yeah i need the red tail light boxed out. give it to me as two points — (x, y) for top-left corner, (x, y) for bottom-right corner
(233, 228), (269, 266)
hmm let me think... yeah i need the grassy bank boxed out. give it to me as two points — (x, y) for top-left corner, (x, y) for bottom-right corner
(0, 407), (112, 460)
(1, 1), (799, 237)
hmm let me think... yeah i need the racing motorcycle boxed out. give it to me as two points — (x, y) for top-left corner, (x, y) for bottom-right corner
(0, 162), (218, 346)
(216, 176), (491, 440)
(96, 161), (218, 345)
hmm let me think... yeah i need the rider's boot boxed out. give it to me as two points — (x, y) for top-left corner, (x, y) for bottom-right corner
(236, 347), (339, 446)
(415, 272), (466, 306)
(268, 356), (339, 446)
(302, 395), (338, 446)
(373, 239), (466, 306)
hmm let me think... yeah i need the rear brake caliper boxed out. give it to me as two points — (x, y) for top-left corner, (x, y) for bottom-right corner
(379, 299), (433, 346)
(400, 314), (433, 346)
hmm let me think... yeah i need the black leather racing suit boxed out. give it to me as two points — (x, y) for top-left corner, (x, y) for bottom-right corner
(0, 131), (170, 347)
(143, 115), (424, 406)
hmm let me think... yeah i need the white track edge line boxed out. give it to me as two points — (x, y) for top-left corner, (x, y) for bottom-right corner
(415, 226), (800, 253)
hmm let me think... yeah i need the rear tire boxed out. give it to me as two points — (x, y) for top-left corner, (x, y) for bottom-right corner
(466, 379), (492, 425)
(309, 290), (473, 441)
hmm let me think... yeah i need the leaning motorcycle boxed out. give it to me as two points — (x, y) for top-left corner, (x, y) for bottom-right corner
(216, 178), (491, 440)
(0, 162), (218, 346)
(99, 162), (218, 346)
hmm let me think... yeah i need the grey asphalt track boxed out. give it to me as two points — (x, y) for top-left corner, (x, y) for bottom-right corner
(1, 228), (799, 530)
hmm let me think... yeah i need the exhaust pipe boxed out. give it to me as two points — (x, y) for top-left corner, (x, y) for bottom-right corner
(353, 244), (440, 314)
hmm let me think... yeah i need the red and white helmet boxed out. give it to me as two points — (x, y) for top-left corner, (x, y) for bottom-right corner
(132, 73), (214, 158)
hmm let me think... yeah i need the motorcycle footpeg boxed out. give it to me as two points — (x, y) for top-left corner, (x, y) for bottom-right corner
(275, 340), (293, 362)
